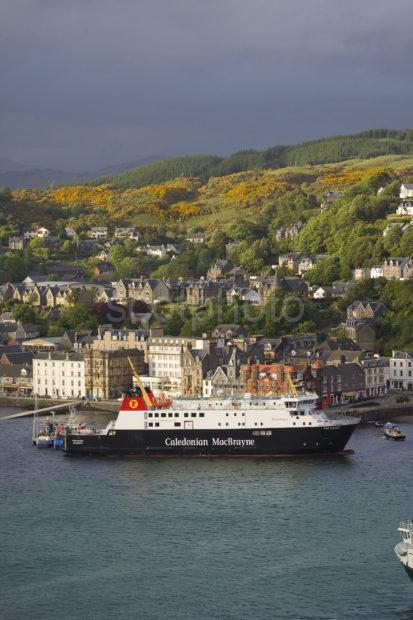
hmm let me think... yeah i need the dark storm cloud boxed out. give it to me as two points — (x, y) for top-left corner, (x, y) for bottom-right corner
(1, 0), (412, 170)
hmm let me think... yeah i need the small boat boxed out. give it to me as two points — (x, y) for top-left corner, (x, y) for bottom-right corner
(383, 422), (406, 441)
(395, 521), (413, 581)
(374, 421), (384, 428)
(35, 435), (54, 448)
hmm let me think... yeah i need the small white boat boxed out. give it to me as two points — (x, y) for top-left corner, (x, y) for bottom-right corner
(395, 521), (413, 581)
(383, 422), (406, 441)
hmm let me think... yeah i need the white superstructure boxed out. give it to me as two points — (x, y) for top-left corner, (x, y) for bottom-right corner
(111, 392), (358, 432)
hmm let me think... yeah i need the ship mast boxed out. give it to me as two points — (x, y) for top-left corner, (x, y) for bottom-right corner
(127, 356), (153, 409)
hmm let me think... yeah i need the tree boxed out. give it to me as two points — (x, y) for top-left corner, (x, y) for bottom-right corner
(0, 253), (27, 282)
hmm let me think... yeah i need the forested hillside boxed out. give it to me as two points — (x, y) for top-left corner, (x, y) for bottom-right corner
(92, 129), (413, 189)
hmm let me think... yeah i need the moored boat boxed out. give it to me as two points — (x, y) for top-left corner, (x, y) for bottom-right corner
(63, 361), (360, 457)
(395, 521), (413, 581)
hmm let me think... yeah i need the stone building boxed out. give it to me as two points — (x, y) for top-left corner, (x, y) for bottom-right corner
(181, 344), (219, 396)
(346, 301), (387, 321)
(84, 349), (145, 400)
(91, 327), (163, 362)
(0, 364), (33, 396)
(383, 258), (406, 280)
(207, 259), (233, 281)
(242, 362), (322, 398)
(343, 320), (376, 351)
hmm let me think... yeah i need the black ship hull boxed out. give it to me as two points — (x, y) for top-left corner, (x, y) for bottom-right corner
(64, 424), (358, 457)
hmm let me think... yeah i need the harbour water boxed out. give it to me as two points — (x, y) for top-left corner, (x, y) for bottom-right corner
(1, 410), (413, 620)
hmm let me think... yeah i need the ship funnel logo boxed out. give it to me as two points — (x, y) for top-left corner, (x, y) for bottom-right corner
(129, 399), (138, 409)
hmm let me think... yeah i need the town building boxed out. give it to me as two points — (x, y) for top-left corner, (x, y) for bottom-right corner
(91, 327), (163, 362)
(399, 183), (413, 199)
(346, 301), (387, 321)
(83, 349), (145, 400)
(343, 319), (376, 351)
(207, 259), (233, 280)
(87, 227), (108, 239)
(33, 352), (85, 399)
(186, 232), (205, 244)
(8, 236), (27, 251)
(389, 351), (413, 390)
(0, 364), (33, 396)
(144, 336), (194, 394)
(360, 356), (389, 397)
(242, 362), (322, 398)
(321, 363), (366, 407)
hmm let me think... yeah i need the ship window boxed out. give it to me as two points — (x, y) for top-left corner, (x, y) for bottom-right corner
(293, 422), (296, 425)
(154, 413), (159, 418)
(226, 413), (229, 416)
(161, 413), (166, 418)
(266, 431), (272, 436)
(174, 422), (181, 427)
(199, 413), (204, 417)
(148, 413), (153, 417)
(191, 413), (196, 418)
(168, 413), (173, 418)
(148, 423), (153, 427)
(155, 423), (159, 427)
(226, 423), (229, 426)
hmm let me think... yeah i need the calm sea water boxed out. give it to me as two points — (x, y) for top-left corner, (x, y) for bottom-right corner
(1, 409), (413, 620)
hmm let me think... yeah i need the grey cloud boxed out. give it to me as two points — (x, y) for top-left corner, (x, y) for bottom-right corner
(1, 0), (412, 170)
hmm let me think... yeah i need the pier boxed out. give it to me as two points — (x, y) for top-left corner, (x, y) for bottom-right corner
(0, 401), (83, 420)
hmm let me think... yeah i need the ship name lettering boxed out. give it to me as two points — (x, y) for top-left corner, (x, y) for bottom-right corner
(212, 437), (255, 447)
(164, 437), (208, 447)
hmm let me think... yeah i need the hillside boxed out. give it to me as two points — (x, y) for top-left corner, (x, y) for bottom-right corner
(91, 129), (413, 189)
(0, 156), (160, 189)
(2, 152), (413, 353)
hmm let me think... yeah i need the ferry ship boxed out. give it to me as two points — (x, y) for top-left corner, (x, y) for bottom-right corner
(63, 362), (360, 457)
(395, 521), (413, 581)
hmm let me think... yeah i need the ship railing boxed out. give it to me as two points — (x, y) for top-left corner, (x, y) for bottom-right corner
(325, 411), (359, 420)
(399, 521), (413, 532)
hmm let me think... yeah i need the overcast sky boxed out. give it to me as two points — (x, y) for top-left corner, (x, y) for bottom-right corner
(1, 0), (412, 171)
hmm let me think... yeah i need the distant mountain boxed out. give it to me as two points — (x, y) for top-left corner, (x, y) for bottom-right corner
(0, 156), (160, 189)
(91, 128), (413, 189)
(0, 157), (35, 174)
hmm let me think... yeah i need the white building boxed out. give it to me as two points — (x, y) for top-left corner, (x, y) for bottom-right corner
(148, 337), (192, 379)
(370, 266), (384, 279)
(146, 337), (195, 394)
(36, 227), (51, 238)
(396, 203), (413, 216)
(33, 352), (85, 399)
(114, 227), (139, 239)
(389, 351), (413, 390)
(399, 184), (413, 199)
(87, 227), (108, 240)
(360, 356), (389, 397)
